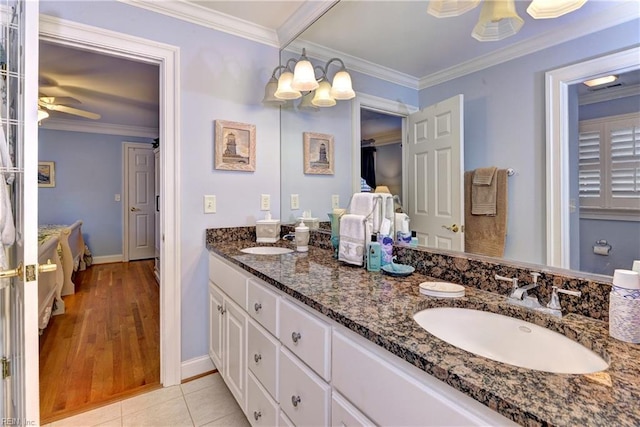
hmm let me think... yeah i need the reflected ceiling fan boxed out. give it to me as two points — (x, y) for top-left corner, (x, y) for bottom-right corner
(38, 96), (101, 120)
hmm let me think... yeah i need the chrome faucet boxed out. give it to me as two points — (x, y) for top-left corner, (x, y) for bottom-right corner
(545, 286), (582, 317)
(496, 272), (542, 308)
(510, 272), (540, 300)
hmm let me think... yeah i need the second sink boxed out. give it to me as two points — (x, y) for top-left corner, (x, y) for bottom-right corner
(413, 307), (608, 374)
(240, 246), (293, 255)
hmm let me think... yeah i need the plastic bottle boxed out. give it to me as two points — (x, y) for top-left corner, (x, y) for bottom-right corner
(410, 231), (418, 248)
(367, 234), (381, 272)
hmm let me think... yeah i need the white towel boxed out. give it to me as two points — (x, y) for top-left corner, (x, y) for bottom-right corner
(349, 192), (382, 235)
(0, 119), (15, 289)
(378, 193), (394, 237)
(338, 214), (366, 266)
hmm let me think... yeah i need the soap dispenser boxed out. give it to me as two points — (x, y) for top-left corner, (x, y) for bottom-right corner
(294, 219), (310, 252)
(367, 234), (381, 272)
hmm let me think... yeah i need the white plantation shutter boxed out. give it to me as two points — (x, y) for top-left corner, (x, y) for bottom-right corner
(579, 113), (640, 213)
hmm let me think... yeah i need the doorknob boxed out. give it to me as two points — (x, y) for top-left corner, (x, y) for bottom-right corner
(130, 207), (141, 212)
(442, 224), (459, 233)
(39, 259), (57, 274)
(0, 262), (23, 279)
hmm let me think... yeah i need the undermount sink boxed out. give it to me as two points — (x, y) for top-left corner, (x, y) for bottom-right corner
(240, 246), (293, 255)
(413, 307), (608, 374)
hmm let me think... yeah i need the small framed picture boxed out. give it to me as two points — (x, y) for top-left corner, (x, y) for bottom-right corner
(303, 132), (334, 175)
(38, 161), (56, 187)
(214, 120), (256, 172)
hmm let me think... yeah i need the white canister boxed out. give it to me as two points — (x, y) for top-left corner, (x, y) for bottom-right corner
(612, 269), (640, 290)
(295, 220), (310, 252)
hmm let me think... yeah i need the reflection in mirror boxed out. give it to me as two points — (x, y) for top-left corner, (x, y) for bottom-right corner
(280, 2), (639, 278)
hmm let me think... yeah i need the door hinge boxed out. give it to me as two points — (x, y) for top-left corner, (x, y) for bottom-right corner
(2, 357), (10, 379)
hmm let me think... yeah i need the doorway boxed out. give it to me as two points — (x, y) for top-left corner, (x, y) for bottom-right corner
(38, 10), (182, 413)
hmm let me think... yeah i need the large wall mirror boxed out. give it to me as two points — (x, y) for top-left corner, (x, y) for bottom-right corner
(279, 1), (640, 278)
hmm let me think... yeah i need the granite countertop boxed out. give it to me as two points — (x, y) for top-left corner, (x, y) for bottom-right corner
(206, 239), (640, 427)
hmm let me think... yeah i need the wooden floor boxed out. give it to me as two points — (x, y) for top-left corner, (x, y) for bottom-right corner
(39, 260), (160, 424)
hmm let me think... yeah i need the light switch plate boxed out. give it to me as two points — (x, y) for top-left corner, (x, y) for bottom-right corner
(291, 194), (300, 210)
(331, 194), (340, 209)
(204, 195), (216, 213)
(260, 194), (271, 211)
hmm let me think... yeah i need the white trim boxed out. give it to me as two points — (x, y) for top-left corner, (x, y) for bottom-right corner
(92, 255), (124, 265)
(545, 46), (640, 269)
(579, 83), (640, 106)
(181, 356), (216, 381)
(39, 15), (182, 387)
(40, 117), (158, 138)
(352, 93), (418, 199)
(277, 1), (338, 48)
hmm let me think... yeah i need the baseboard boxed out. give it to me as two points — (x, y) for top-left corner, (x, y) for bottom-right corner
(181, 355), (215, 380)
(92, 255), (124, 264)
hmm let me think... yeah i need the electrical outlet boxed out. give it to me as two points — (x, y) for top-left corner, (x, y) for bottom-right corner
(331, 194), (340, 209)
(114, 194), (121, 202)
(260, 194), (271, 211)
(204, 195), (216, 213)
(291, 194), (300, 210)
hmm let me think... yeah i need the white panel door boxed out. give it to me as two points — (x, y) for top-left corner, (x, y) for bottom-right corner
(0, 0), (40, 422)
(126, 144), (155, 260)
(407, 95), (464, 251)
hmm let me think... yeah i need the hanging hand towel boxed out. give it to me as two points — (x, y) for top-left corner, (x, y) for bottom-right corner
(338, 214), (366, 266)
(349, 192), (381, 235)
(465, 170), (508, 257)
(471, 167), (498, 215)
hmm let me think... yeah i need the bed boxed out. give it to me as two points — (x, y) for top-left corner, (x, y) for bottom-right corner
(37, 233), (65, 331)
(38, 220), (88, 297)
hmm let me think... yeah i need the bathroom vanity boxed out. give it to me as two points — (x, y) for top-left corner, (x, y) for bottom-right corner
(206, 228), (640, 426)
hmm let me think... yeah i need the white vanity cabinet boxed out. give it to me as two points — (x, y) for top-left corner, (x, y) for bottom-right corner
(208, 252), (515, 427)
(208, 256), (248, 413)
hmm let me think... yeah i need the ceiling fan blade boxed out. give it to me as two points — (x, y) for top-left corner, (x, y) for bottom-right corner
(48, 104), (101, 120)
(39, 95), (80, 105)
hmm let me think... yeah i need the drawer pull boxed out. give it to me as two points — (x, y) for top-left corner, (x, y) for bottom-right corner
(291, 395), (301, 407)
(254, 302), (262, 312)
(291, 331), (302, 344)
(220, 307), (226, 315)
(254, 353), (262, 364)
(216, 304), (222, 313)
(253, 410), (262, 421)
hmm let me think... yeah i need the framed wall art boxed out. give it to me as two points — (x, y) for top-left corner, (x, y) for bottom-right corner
(303, 132), (334, 175)
(214, 120), (256, 171)
(38, 161), (56, 187)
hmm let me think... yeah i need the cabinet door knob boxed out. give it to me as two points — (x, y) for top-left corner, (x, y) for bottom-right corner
(254, 302), (262, 312)
(291, 331), (302, 344)
(291, 395), (301, 407)
(253, 410), (262, 421)
(216, 304), (222, 313)
(254, 353), (262, 364)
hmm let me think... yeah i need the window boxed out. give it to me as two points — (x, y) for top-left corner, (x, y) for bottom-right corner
(579, 112), (640, 219)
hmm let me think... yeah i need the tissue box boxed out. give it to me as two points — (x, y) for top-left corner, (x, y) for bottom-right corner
(297, 217), (319, 230)
(256, 219), (281, 243)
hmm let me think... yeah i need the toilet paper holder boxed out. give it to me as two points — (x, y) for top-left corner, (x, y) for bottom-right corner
(593, 239), (612, 256)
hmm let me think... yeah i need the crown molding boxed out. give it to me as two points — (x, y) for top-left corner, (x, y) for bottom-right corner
(40, 118), (158, 138)
(362, 129), (402, 147)
(278, 1), (338, 48)
(289, 39), (419, 90)
(118, 0), (279, 47)
(579, 83), (640, 106)
(419, 1), (640, 89)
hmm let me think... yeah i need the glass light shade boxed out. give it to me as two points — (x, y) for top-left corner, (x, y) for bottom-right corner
(262, 77), (286, 106)
(274, 71), (301, 100)
(311, 80), (336, 107)
(583, 75), (617, 87)
(330, 70), (356, 100)
(292, 59), (319, 91)
(471, 0), (524, 42)
(527, 0), (588, 19)
(298, 90), (319, 111)
(37, 108), (49, 122)
(427, 0), (481, 17)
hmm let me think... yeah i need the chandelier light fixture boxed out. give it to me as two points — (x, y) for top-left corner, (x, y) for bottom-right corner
(427, 0), (589, 41)
(262, 48), (356, 109)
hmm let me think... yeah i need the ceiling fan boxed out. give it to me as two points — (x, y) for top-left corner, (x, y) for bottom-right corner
(38, 96), (101, 120)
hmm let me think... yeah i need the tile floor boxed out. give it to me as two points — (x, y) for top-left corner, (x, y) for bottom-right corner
(44, 373), (250, 427)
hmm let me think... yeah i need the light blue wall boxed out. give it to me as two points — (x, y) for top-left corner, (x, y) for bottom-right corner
(40, 1), (281, 363)
(418, 19), (640, 265)
(38, 129), (152, 257)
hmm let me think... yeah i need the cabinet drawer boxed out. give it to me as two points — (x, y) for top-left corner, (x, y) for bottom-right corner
(247, 318), (279, 400)
(332, 330), (515, 427)
(248, 278), (279, 336)
(278, 298), (331, 381)
(332, 391), (374, 427)
(209, 254), (247, 308)
(279, 410), (294, 427)
(247, 371), (278, 427)
(278, 348), (330, 427)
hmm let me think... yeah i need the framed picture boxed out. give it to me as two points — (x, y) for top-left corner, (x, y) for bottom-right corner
(303, 132), (334, 175)
(214, 120), (256, 171)
(38, 161), (56, 187)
